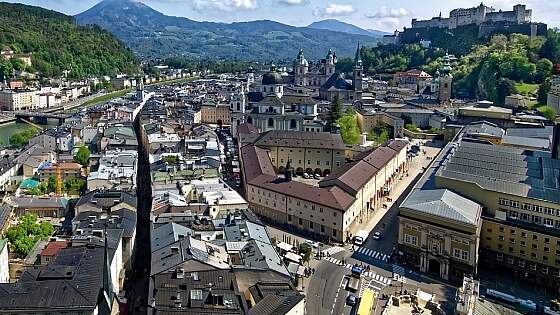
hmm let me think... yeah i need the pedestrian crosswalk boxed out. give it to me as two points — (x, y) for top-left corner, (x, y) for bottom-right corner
(323, 256), (392, 287)
(392, 264), (405, 275)
(355, 246), (390, 262)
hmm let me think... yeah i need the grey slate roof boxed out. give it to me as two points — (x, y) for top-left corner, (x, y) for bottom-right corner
(401, 189), (482, 226)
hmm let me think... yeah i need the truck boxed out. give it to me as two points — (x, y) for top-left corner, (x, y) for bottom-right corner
(353, 230), (369, 246)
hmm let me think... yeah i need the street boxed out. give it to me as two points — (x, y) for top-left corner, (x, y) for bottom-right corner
(299, 141), (457, 315)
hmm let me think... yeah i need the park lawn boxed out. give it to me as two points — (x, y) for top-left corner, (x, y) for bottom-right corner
(515, 82), (539, 96)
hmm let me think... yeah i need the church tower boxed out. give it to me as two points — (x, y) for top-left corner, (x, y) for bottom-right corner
(438, 54), (453, 104)
(325, 49), (336, 76)
(352, 43), (364, 100)
(294, 49), (309, 86)
(230, 86), (246, 137)
(246, 66), (255, 90)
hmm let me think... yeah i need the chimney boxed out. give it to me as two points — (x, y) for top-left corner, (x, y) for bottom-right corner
(552, 122), (560, 160)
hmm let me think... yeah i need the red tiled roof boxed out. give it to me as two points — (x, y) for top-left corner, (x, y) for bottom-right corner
(41, 241), (69, 257)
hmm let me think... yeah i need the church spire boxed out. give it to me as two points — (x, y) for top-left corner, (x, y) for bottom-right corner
(354, 43), (363, 69)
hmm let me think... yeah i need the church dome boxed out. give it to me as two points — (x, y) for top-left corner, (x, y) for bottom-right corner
(262, 64), (283, 85)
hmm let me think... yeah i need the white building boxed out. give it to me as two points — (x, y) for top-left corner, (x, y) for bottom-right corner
(0, 89), (38, 111)
(0, 240), (8, 283)
(87, 150), (138, 191)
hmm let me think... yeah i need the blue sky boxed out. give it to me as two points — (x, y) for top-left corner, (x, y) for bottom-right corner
(7, 0), (559, 32)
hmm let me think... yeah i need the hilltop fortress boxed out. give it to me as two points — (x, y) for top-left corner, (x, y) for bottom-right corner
(383, 3), (547, 47)
(411, 3), (531, 29)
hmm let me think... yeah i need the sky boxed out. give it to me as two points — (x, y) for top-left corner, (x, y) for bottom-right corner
(7, 0), (559, 32)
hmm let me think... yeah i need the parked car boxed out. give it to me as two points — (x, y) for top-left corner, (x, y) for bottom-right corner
(314, 174), (321, 180)
(372, 231), (381, 240)
(303, 173), (311, 179)
(346, 295), (358, 306)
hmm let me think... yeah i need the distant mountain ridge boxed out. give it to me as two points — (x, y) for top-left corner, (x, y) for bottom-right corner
(308, 19), (388, 37)
(75, 0), (380, 60)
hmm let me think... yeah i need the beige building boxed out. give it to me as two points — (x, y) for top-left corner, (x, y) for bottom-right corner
(399, 189), (482, 282)
(200, 103), (230, 125)
(0, 89), (38, 111)
(249, 130), (347, 176)
(399, 131), (560, 289)
(356, 110), (404, 138)
(241, 139), (408, 242)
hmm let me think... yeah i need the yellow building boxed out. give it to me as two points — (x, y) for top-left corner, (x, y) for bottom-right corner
(356, 110), (404, 138)
(200, 103), (230, 125)
(241, 139), (408, 242)
(400, 130), (560, 289)
(251, 130), (346, 176)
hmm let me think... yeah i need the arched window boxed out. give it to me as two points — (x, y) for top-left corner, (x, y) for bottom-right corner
(290, 119), (297, 129)
(268, 106), (274, 113)
(247, 116), (253, 124)
(268, 118), (274, 127)
(236, 102), (240, 111)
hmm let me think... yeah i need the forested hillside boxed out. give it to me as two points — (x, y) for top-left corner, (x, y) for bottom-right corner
(0, 2), (138, 79)
(338, 29), (560, 104)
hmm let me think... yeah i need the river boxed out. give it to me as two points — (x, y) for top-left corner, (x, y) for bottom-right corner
(0, 121), (57, 148)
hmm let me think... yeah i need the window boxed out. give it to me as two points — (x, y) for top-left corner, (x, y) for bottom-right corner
(499, 226), (504, 232)
(497, 253), (503, 261)
(405, 234), (417, 246)
(532, 244), (538, 250)
(508, 257), (514, 264)
(510, 229), (516, 235)
(521, 232), (528, 238)
(298, 218), (303, 226)
(310, 221), (314, 229)
(454, 248), (461, 258)
(289, 119), (297, 129)
(267, 118), (274, 127)
(533, 234), (538, 241)
(530, 263), (537, 270)
(520, 240), (526, 247)
(462, 251), (469, 261)
(321, 225), (325, 233)
(336, 161), (341, 167)
(498, 235), (504, 241)
(542, 266), (549, 274)
(519, 260), (525, 267)
(288, 214), (292, 222)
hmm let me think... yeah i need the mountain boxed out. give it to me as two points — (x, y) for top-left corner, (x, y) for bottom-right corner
(367, 29), (391, 37)
(0, 2), (137, 79)
(308, 19), (386, 37)
(75, 0), (380, 61)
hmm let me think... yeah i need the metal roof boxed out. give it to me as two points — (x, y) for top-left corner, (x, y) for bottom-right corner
(402, 189), (482, 226)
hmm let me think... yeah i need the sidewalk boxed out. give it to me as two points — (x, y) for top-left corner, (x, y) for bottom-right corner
(347, 145), (442, 237)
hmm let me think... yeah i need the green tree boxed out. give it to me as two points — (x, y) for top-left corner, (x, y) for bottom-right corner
(535, 58), (553, 83)
(496, 78), (517, 106)
(9, 127), (37, 148)
(327, 97), (343, 132)
(47, 176), (57, 192)
(5, 214), (54, 255)
(538, 106), (557, 121)
(337, 108), (360, 144)
(405, 124), (420, 133)
(74, 146), (90, 167)
(298, 243), (312, 263)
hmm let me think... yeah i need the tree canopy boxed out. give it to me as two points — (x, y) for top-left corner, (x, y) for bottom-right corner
(0, 2), (138, 79)
(74, 146), (90, 167)
(337, 108), (361, 145)
(326, 97), (343, 132)
(5, 214), (54, 255)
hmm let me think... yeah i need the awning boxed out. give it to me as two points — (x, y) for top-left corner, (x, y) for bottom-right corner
(284, 252), (302, 263)
(277, 242), (294, 252)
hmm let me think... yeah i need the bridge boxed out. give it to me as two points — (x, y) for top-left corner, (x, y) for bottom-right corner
(1, 111), (71, 125)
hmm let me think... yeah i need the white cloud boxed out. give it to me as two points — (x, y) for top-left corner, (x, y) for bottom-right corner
(192, 0), (257, 12)
(366, 6), (408, 19)
(313, 3), (355, 17)
(277, 0), (308, 5)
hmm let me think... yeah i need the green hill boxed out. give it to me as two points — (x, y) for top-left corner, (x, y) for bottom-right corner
(0, 2), (138, 79)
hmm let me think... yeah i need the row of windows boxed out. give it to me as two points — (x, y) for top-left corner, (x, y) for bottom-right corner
(506, 209), (560, 228)
(499, 198), (560, 217)
(496, 253), (560, 276)
(493, 226), (559, 245)
(493, 243), (560, 264)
